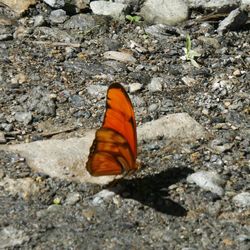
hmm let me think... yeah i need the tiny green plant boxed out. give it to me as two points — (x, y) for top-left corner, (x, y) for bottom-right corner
(53, 197), (61, 205)
(126, 15), (141, 23)
(181, 34), (201, 68)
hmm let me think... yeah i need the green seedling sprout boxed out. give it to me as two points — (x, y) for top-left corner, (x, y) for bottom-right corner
(53, 197), (61, 205)
(126, 15), (141, 23)
(181, 34), (201, 68)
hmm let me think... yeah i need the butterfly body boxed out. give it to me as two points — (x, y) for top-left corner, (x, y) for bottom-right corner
(86, 83), (137, 176)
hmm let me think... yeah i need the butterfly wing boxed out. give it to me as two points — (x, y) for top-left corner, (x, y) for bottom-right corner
(86, 83), (137, 176)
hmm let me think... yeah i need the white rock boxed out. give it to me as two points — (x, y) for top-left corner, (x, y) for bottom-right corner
(14, 112), (32, 125)
(187, 171), (224, 196)
(148, 77), (163, 92)
(90, 1), (128, 19)
(0, 131), (115, 185)
(141, 0), (188, 25)
(92, 189), (116, 205)
(103, 51), (136, 63)
(129, 82), (143, 93)
(64, 192), (81, 205)
(43, 0), (65, 8)
(138, 113), (207, 141)
(241, 0), (250, 11)
(0, 113), (207, 185)
(232, 192), (250, 207)
(33, 15), (45, 27)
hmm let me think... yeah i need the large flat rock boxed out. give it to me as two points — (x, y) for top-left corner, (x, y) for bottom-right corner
(141, 0), (188, 25)
(0, 113), (208, 184)
(1, 0), (36, 15)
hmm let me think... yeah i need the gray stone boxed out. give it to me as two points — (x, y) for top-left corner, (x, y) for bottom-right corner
(145, 24), (183, 38)
(14, 112), (32, 125)
(148, 77), (163, 92)
(38, 97), (56, 116)
(148, 103), (159, 112)
(90, 1), (129, 19)
(64, 14), (109, 34)
(141, 0), (189, 25)
(34, 27), (75, 43)
(49, 9), (68, 24)
(25, 88), (56, 116)
(69, 95), (85, 108)
(217, 8), (248, 34)
(233, 192), (250, 207)
(187, 171), (225, 196)
(33, 15), (45, 27)
(86, 85), (107, 98)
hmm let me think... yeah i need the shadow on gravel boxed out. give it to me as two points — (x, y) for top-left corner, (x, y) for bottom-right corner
(116, 167), (194, 217)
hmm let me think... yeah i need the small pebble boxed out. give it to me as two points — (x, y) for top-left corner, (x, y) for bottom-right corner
(0, 132), (6, 144)
(103, 51), (136, 63)
(14, 112), (32, 125)
(187, 171), (225, 196)
(233, 69), (241, 76)
(148, 103), (158, 112)
(33, 15), (45, 27)
(49, 9), (68, 24)
(232, 192), (250, 207)
(64, 192), (81, 205)
(129, 82), (143, 93)
(148, 77), (163, 92)
(181, 76), (196, 86)
(92, 189), (116, 206)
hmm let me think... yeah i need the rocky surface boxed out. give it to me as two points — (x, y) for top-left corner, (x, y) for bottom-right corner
(0, 0), (249, 249)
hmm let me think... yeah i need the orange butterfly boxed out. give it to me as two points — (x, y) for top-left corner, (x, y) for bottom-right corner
(86, 83), (137, 176)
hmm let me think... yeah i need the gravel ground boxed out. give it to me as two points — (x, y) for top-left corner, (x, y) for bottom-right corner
(0, 3), (250, 250)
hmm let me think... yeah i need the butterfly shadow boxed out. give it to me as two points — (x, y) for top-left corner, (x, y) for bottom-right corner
(111, 167), (194, 217)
